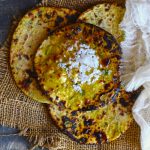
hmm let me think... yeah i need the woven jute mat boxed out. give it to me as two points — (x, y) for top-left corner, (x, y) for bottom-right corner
(0, 0), (141, 149)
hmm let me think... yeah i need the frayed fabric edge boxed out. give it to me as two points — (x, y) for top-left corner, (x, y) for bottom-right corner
(0, 122), (61, 150)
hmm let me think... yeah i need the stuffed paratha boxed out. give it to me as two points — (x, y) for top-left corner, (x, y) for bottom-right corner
(10, 7), (79, 103)
(78, 3), (125, 43)
(34, 23), (121, 110)
(49, 87), (137, 144)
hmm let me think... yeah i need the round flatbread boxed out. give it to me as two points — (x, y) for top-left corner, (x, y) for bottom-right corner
(34, 23), (121, 110)
(10, 7), (79, 103)
(78, 3), (125, 43)
(49, 87), (136, 144)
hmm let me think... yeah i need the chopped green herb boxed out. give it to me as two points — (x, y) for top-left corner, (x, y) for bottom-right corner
(81, 90), (85, 96)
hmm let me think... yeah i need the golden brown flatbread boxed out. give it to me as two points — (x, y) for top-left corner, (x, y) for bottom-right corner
(49, 87), (137, 144)
(34, 23), (121, 110)
(78, 3), (125, 43)
(10, 7), (79, 103)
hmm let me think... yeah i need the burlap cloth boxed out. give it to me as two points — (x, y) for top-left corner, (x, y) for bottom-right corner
(0, 0), (141, 149)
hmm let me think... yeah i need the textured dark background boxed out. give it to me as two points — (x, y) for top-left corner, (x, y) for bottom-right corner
(0, 0), (44, 149)
(0, 0), (40, 44)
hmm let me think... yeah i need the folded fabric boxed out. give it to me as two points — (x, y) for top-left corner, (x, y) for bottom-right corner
(120, 1), (150, 150)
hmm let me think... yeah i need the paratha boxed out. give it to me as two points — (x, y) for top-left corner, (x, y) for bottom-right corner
(49, 87), (137, 144)
(34, 23), (121, 110)
(10, 7), (79, 103)
(78, 3), (125, 43)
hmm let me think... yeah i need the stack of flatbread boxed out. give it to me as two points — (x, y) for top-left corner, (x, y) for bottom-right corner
(10, 3), (139, 144)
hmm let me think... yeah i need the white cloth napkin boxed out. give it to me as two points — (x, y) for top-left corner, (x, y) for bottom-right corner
(120, 0), (150, 150)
